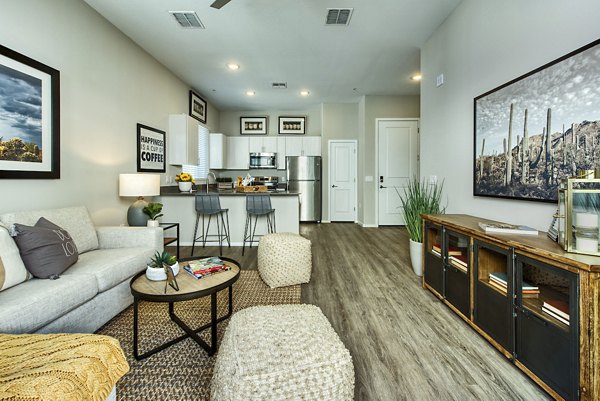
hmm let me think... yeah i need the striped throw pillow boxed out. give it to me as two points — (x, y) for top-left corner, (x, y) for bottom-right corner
(0, 223), (30, 291)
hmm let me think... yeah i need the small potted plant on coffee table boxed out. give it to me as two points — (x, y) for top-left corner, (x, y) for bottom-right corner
(146, 251), (179, 281)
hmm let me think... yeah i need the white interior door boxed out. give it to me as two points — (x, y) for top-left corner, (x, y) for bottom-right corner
(329, 141), (357, 222)
(377, 119), (418, 226)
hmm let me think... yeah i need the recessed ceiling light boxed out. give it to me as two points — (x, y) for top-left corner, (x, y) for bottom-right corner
(246, 90), (255, 96)
(411, 74), (422, 81)
(300, 90), (310, 96)
(227, 63), (240, 70)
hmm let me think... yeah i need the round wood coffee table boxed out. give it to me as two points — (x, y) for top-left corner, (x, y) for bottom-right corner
(130, 256), (240, 360)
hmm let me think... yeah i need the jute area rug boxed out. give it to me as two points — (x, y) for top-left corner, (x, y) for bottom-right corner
(97, 270), (301, 401)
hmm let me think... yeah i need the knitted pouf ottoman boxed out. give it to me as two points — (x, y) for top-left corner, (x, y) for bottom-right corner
(257, 232), (312, 288)
(211, 304), (354, 401)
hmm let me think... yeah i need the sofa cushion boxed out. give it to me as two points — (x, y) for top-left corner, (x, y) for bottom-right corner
(0, 206), (99, 254)
(13, 218), (79, 279)
(63, 247), (153, 292)
(0, 274), (98, 333)
(0, 223), (30, 292)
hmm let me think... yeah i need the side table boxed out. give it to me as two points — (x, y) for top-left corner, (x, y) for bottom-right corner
(159, 222), (179, 259)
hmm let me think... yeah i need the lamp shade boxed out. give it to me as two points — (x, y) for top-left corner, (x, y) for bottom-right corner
(119, 174), (160, 197)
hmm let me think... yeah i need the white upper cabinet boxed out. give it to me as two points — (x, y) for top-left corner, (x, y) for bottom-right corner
(209, 133), (226, 169)
(277, 137), (286, 170)
(168, 114), (199, 165)
(285, 136), (321, 157)
(249, 136), (278, 153)
(225, 137), (249, 170)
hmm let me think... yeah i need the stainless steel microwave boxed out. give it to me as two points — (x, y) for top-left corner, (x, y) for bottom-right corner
(249, 152), (277, 169)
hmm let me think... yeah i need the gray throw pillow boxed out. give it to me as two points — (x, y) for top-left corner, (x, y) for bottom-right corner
(12, 217), (79, 279)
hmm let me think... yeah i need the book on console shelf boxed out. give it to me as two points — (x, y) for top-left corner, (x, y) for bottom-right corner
(487, 279), (539, 298)
(448, 256), (468, 273)
(430, 248), (441, 257)
(541, 307), (570, 326)
(489, 272), (539, 291)
(542, 300), (569, 320)
(478, 222), (538, 236)
(432, 244), (463, 256)
(183, 257), (231, 280)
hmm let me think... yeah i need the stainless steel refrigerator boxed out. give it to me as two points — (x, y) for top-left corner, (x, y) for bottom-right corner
(286, 156), (322, 222)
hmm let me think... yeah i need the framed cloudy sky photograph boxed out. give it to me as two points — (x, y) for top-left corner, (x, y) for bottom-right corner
(0, 44), (60, 179)
(474, 39), (600, 202)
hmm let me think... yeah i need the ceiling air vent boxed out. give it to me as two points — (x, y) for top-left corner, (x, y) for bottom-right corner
(271, 82), (287, 89)
(169, 11), (205, 29)
(325, 8), (353, 25)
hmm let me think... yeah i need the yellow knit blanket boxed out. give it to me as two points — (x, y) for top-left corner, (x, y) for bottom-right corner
(0, 333), (129, 401)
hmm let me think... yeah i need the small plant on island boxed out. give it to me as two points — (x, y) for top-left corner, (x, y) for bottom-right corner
(143, 202), (163, 220)
(149, 251), (177, 268)
(175, 173), (194, 183)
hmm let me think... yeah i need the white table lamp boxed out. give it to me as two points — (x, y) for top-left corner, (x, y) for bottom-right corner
(119, 174), (161, 226)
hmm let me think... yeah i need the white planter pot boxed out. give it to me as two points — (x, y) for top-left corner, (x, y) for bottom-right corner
(409, 239), (423, 277)
(178, 181), (192, 192)
(147, 220), (159, 227)
(146, 262), (180, 281)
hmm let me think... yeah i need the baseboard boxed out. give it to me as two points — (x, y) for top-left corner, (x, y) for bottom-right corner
(321, 220), (331, 223)
(357, 221), (378, 228)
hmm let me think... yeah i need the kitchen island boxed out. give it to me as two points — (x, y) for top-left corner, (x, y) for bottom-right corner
(157, 188), (300, 247)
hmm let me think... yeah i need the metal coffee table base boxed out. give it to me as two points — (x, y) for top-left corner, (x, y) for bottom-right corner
(133, 286), (233, 360)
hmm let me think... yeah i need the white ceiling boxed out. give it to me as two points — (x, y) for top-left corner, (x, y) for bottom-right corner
(83, 0), (462, 111)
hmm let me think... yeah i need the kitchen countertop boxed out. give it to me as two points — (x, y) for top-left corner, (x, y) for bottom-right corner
(160, 186), (299, 196)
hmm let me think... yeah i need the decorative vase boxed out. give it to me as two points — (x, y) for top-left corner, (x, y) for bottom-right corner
(147, 220), (159, 228)
(178, 181), (192, 192)
(146, 262), (180, 281)
(409, 239), (423, 277)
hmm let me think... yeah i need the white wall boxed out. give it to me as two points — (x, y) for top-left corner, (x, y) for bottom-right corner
(421, 0), (600, 230)
(0, 0), (219, 225)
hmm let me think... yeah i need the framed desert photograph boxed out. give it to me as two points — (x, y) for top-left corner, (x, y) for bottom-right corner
(137, 123), (166, 173)
(189, 90), (207, 124)
(240, 116), (267, 135)
(0, 44), (60, 179)
(474, 38), (600, 202)
(278, 116), (306, 135)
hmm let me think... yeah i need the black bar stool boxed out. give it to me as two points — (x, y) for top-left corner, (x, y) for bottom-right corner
(242, 194), (276, 255)
(191, 193), (230, 255)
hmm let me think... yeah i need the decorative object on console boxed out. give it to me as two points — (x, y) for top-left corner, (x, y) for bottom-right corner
(119, 173), (161, 226)
(146, 251), (179, 281)
(397, 176), (445, 276)
(278, 116), (306, 135)
(478, 222), (538, 235)
(240, 116), (268, 135)
(189, 90), (207, 124)
(556, 171), (600, 256)
(0, 44), (60, 179)
(474, 38), (600, 202)
(137, 123), (165, 173)
(11, 217), (78, 279)
(143, 202), (163, 227)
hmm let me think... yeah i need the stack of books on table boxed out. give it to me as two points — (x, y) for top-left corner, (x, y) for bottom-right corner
(542, 299), (570, 326)
(488, 272), (540, 298)
(478, 222), (538, 236)
(431, 243), (462, 258)
(183, 257), (231, 280)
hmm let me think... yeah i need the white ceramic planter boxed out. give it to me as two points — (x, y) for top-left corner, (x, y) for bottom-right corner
(178, 181), (192, 192)
(147, 220), (159, 227)
(409, 239), (423, 277)
(146, 262), (180, 281)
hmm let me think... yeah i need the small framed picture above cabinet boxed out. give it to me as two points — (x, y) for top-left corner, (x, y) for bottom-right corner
(189, 90), (207, 124)
(240, 116), (268, 135)
(279, 116), (305, 135)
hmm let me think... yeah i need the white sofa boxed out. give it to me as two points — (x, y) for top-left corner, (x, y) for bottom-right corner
(0, 206), (163, 334)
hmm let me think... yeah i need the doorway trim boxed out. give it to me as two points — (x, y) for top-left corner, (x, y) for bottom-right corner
(328, 139), (358, 223)
(375, 118), (420, 227)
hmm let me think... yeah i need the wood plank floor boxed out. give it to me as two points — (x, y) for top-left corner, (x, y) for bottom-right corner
(173, 223), (551, 401)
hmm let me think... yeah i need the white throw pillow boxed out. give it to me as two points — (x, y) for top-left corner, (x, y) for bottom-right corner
(0, 223), (30, 291)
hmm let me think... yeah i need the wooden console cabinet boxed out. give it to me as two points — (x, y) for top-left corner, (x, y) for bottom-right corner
(422, 214), (600, 401)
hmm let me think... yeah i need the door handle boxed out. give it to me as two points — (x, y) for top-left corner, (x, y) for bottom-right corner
(379, 185), (387, 189)
(331, 185), (338, 188)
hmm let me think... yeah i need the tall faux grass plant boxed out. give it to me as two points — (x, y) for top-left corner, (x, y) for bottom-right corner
(398, 177), (446, 243)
